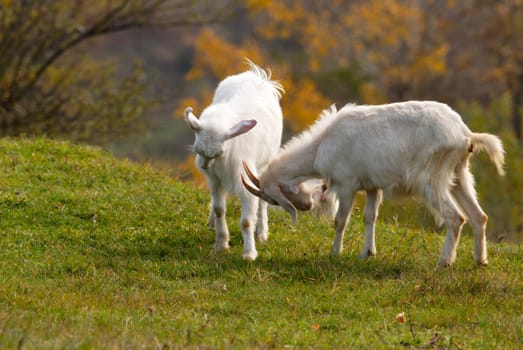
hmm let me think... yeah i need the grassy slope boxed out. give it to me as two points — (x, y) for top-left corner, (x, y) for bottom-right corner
(0, 138), (522, 349)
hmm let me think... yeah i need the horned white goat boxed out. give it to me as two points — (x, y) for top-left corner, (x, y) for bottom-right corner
(242, 101), (505, 267)
(184, 60), (283, 260)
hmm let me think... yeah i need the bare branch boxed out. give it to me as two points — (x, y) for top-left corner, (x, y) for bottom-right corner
(1, 1), (234, 115)
(1, 0), (236, 140)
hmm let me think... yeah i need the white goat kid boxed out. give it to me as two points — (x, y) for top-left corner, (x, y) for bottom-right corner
(243, 101), (505, 267)
(303, 179), (339, 219)
(185, 61), (283, 260)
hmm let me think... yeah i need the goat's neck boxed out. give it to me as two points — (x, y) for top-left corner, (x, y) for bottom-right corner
(269, 139), (320, 185)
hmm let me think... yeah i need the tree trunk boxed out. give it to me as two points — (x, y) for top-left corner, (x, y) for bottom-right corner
(512, 90), (522, 141)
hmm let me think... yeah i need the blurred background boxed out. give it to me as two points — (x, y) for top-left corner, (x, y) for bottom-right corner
(1, 0), (522, 242)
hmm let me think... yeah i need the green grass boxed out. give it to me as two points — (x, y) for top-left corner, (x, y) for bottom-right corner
(1, 137), (522, 349)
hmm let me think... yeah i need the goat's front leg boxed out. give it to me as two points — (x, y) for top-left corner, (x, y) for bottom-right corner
(331, 188), (356, 255)
(360, 188), (383, 259)
(240, 194), (259, 261)
(207, 204), (215, 228)
(211, 186), (229, 252)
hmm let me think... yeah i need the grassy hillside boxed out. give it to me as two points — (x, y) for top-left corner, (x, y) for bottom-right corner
(1, 138), (522, 349)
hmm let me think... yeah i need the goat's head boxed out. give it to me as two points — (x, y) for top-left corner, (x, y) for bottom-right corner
(184, 107), (257, 169)
(241, 161), (314, 223)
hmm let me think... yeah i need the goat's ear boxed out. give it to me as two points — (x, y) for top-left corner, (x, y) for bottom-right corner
(184, 107), (201, 132)
(225, 119), (257, 140)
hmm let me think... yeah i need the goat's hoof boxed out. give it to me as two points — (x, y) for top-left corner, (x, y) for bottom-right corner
(359, 250), (376, 260)
(329, 250), (343, 257)
(215, 242), (230, 252)
(256, 232), (269, 244)
(242, 250), (258, 261)
(476, 259), (488, 267)
(437, 259), (453, 268)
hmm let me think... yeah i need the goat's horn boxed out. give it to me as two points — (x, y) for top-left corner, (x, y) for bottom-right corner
(184, 107), (193, 118)
(241, 174), (278, 205)
(241, 174), (262, 197)
(242, 160), (261, 188)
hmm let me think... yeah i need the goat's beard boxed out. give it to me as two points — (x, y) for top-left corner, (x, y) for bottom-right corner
(196, 155), (216, 170)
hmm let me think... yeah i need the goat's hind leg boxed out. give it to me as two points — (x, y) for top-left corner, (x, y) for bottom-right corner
(433, 193), (465, 267)
(422, 182), (465, 267)
(360, 188), (383, 259)
(438, 199), (465, 267)
(452, 167), (489, 266)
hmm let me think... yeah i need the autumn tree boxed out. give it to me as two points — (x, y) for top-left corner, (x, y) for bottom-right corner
(178, 1), (357, 131)
(408, 0), (523, 141)
(472, 0), (523, 140)
(0, 0), (232, 143)
(179, 1), (456, 130)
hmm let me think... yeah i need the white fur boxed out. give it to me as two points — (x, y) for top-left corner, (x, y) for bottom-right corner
(185, 60), (283, 260)
(253, 101), (505, 267)
(303, 179), (339, 219)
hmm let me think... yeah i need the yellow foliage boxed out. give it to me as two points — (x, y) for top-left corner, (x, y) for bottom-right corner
(412, 44), (449, 75)
(253, 2), (308, 41)
(173, 92), (213, 121)
(346, 0), (449, 99)
(348, 0), (423, 57)
(182, 0), (452, 132)
(180, 28), (270, 125)
(173, 97), (198, 120)
(283, 78), (331, 130)
(359, 82), (387, 105)
(175, 156), (207, 187)
(248, 1), (351, 72)
(186, 28), (265, 81)
(245, 0), (272, 12)
(305, 11), (349, 71)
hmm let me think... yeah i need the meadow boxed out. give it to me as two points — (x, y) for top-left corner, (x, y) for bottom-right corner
(1, 138), (522, 349)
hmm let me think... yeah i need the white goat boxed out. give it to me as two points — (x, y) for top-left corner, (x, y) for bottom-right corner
(242, 101), (505, 267)
(303, 179), (339, 219)
(184, 60), (283, 260)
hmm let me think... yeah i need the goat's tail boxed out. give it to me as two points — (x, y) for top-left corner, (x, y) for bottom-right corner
(470, 133), (505, 176)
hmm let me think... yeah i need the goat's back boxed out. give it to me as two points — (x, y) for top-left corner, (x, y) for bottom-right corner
(315, 101), (471, 195)
(213, 69), (283, 105)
